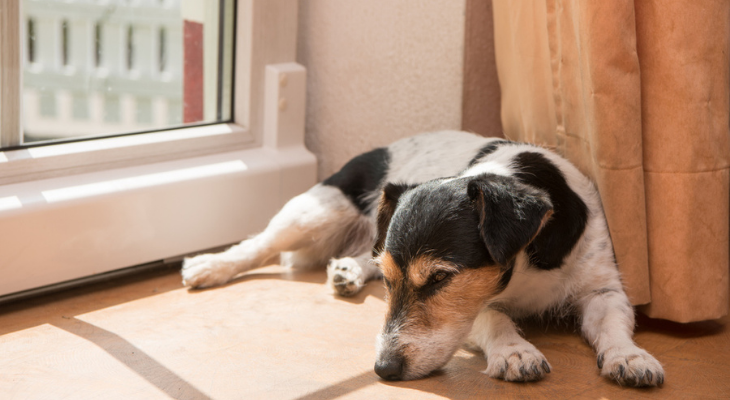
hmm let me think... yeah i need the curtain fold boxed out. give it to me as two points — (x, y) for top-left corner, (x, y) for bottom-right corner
(634, 0), (730, 321)
(492, 0), (729, 322)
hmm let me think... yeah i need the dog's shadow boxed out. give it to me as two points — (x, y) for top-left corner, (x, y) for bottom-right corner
(291, 348), (496, 400)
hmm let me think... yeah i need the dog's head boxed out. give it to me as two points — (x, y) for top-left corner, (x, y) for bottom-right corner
(373, 174), (553, 380)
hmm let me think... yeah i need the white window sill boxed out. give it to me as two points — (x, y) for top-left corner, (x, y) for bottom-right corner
(0, 139), (316, 297)
(0, 123), (256, 185)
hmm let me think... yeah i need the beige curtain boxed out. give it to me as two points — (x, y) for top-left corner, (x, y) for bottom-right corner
(492, 0), (729, 322)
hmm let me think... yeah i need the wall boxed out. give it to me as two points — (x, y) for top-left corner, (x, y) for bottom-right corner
(297, 0), (468, 179)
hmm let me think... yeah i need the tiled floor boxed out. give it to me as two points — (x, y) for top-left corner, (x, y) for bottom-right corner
(0, 265), (727, 399)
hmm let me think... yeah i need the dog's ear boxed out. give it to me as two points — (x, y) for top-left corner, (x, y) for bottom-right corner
(373, 183), (415, 256)
(467, 176), (553, 266)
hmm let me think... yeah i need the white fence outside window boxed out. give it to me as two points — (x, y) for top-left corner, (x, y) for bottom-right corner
(23, 0), (184, 141)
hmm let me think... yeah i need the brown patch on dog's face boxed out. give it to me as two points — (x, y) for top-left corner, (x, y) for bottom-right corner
(376, 253), (504, 380)
(378, 252), (402, 290)
(405, 256), (459, 288)
(411, 259), (501, 327)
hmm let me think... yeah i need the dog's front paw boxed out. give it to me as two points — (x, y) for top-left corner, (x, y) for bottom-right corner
(598, 346), (664, 387)
(485, 342), (551, 382)
(181, 254), (239, 289)
(327, 257), (365, 297)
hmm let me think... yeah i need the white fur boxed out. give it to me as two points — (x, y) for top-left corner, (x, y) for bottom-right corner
(468, 308), (551, 381)
(397, 325), (469, 380)
(327, 252), (381, 296)
(460, 160), (512, 179)
(385, 131), (497, 185)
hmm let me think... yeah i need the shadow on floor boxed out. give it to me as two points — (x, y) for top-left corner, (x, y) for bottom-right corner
(0, 265), (183, 336)
(186, 266), (387, 305)
(293, 370), (380, 400)
(53, 318), (213, 400)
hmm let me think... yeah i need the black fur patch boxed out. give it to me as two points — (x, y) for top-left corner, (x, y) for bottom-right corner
(385, 179), (494, 273)
(373, 183), (416, 256)
(469, 140), (513, 167)
(323, 147), (390, 213)
(468, 174), (553, 266)
(511, 152), (588, 270)
(496, 260), (515, 294)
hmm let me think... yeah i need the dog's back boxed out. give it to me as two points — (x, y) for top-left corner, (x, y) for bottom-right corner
(322, 131), (497, 216)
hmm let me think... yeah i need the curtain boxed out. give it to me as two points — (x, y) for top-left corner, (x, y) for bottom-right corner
(492, 0), (729, 322)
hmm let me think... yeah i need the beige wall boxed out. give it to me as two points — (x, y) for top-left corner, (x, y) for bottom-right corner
(297, 0), (467, 180)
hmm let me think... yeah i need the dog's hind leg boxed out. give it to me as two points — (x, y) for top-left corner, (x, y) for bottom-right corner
(578, 286), (664, 386)
(182, 184), (372, 288)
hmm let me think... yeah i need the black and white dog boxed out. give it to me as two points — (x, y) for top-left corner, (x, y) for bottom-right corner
(181, 131), (663, 387)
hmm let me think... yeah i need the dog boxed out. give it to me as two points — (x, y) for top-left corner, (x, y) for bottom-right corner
(181, 130), (664, 387)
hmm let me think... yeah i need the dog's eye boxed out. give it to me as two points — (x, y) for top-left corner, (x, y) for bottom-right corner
(429, 271), (449, 285)
(419, 270), (453, 298)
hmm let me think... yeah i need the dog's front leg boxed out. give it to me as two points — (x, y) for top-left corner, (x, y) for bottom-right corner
(468, 307), (551, 382)
(327, 252), (381, 297)
(181, 204), (317, 288)
(182, 185), (366, 288)
(181, 233), (282, 289)
(578, 287), (664, 386)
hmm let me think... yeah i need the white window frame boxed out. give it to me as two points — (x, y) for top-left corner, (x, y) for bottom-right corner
(0, 0), (299, 184)
(0, 0), (316, 297)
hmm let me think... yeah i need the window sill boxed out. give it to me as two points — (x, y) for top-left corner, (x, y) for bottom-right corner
(0, 137), (316, 297)
(0, 123), (256, 185)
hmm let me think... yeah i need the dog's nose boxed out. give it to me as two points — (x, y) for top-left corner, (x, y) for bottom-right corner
(374, 355), (405, 381)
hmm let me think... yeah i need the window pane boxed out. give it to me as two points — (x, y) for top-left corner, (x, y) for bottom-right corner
(21, 0), (234, 144)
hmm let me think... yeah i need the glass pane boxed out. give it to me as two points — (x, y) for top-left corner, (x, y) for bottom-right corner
(21, 0), (234, 144)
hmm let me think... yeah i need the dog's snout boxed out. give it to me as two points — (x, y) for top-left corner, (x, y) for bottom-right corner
(374, 355), (405, 381)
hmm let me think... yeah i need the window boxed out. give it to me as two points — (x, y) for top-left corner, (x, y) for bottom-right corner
(136, 97), (153, 125)
(38, 89), (57, 118)
(159, 27), (167, 73)
(12, 0), (236, 146)
(71, 92), (89, 121)
(61, 19), (70, 67)
(27, 18), (36, 64)
(94, 22), (102, 68)
(126, 25), (135, 71)
(103, 94), (121, 124)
